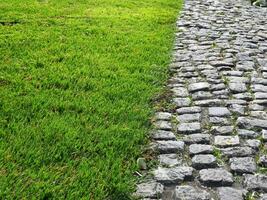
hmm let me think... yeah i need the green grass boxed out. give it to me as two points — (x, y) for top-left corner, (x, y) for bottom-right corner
(0, 0), (182, 199)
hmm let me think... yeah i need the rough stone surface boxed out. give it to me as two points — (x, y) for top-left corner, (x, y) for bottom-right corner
(135, 181), (164, 198)
(209, 107), (231, 117)
(189, 144), (214, 155)
(154, 167), (194, 184)
(192, 154), (217, 169)
(153, 141), (184, 153)
(158, 154), (182, 167)
(177, 122), (201, 134)
(229, 157), (257, 173)
(175, 185), (211, 200)
(244, 174), (267, 192)
(152, 130), (176, 140)
(217, 187), (247, 200)
(199, 168), (234, 186)
(214, 136), (240, 147)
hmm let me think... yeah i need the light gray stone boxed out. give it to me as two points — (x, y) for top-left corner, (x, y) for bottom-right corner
(174, 185), (211, 200)
(230, 157), (257, 173)
(153, 140), (184, 153)
(211, 126), (234, 135)
(158, 154), (182, 167)
(177, 122), (201, 134)
(152, 130), (176, 140)
(155, 121), (172, 131)
(192, 154), (217, 169)
(155, 112), (172, 121)
(154, 166), (194, 184)
(244, 174), (267, 192)
(237, 129), (260, 139)
(229, 82), (247, 93)
(188, 82), (210, 92)
(237, 117), (267, 129)
(209, 107), (231, 117)
(220, 147), (254, 158)
(217, 187), (247, 200)
(176, 106), (201, 114)
(173, 98), (191, 107)
(135, 181), (164, 198)
(177, 113), (201, 123)
(189, 144), (214, 155)
(183, 134), (211, 144)
(199, 168), (233, 186)
(214, 136), (240, 147)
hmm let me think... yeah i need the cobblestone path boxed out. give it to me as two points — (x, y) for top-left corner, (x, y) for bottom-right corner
(135, 0), (267, 199)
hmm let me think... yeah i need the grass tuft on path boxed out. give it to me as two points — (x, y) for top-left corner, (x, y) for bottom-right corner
(0, 0), (182, 199)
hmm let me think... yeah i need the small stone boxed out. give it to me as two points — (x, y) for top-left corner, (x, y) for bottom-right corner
(244, 174), (267, 192)
(192, 154), (217, 169)
(173, 98), (191, 107)
(209, 117), (231, 125)
(183, 134), (211, 144)
(177, 113), (201, 123)
(209, 107), (231, 117)
(221, 147), (254, 158)
(237, 117), (267, 129)
(230, 157), (257, 173)
(217, 187), (247, 200)
(177, 122), (201, 134)
(155, 112), (172, 121)
(229, 104), (246, 115)
(237, 129), (260, 139)
(152, 130), (176, 140)
(135, 181), (164, 198)
(246, 139), (261, 149)
(175, 185), (211, 200)
(176, 106), (201, 114)
(171, 87), (189, 97)
(155, 121), (172, 130)
(211, 126), (234, 135)
(199, 168), (233, 186)
(153, 140), (184, 153)
(188, 82), (210, 92)
(229, 82), (247, 93)
(214, 136), (240, 147)
(189, 144), (214, 155)
(154, 166), (194, 184)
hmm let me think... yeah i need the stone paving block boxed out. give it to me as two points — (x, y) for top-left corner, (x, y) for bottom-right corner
(154, 121), (172, 131)
(189, 144), (214, 155)
(217, 187), (247, 200)
(153, 141), (184, 153)
(152, 130), (176, 140)
(155, 112), (172, 121)
(188, 82), (210, 92)
(135, 181), (164, 198)
(183, 134), (211, 144)
(244, 174), (267, 192)
(199, 168), (234, 186)
(208, 107), (231, 117)
(158, 154), (182, 167)
(229, 157), (257, 173)
(175, 185), (211, 200)
(154, 166), (194, 185)
(192, 154), (217, 169)
(214, 135), (240, 147)
(177, 122), (201, 134)
(220, 147), (255, 158)
(176, 106), (201, 114)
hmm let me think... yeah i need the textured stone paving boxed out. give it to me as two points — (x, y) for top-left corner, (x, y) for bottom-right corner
(135, 0), (267, 199)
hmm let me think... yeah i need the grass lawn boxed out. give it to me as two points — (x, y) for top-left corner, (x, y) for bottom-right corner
(0, 0), (182, 199)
